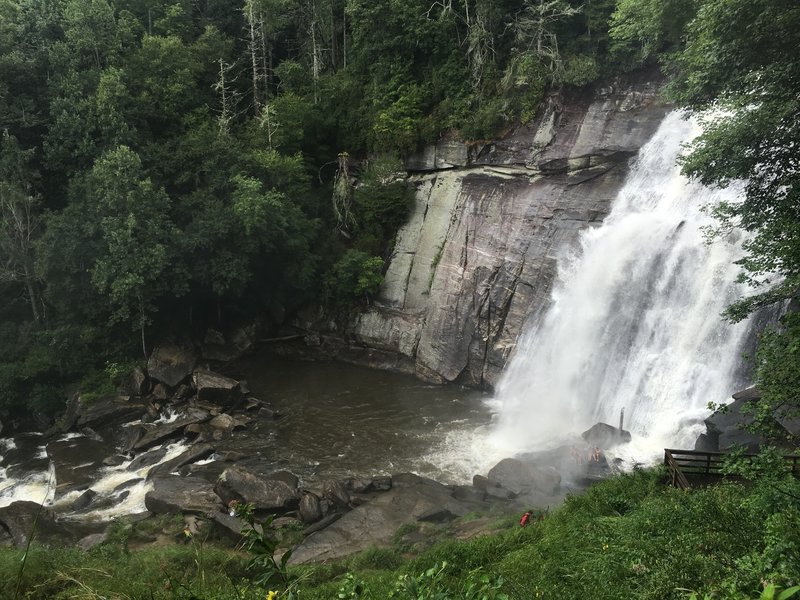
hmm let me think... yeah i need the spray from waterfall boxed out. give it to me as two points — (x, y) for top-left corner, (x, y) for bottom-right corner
(490, 111), (753, 463)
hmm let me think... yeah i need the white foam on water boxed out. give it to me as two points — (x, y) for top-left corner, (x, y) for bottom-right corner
(69, 441), (191, 521)
(0, 438), (17, 452)
(153, 409), (180, 425)
(0, 462), (56, 508)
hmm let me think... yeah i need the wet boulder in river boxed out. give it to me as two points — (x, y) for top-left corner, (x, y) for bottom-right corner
(192, 370), (241, 405)
(147, 344), (198, 388)
(581, 422), (631, 448)
(215, 466), (299, 512)
(323, 480), (351, 509)
(70, 489), (97, 511)
(128, 447), (169, 471)
(132, 412), (211, 451)
(147, 444), (215, 479)
(145, 475), (223, 515)
(68, 394), (147, 431)
(298, 492), (323, 524)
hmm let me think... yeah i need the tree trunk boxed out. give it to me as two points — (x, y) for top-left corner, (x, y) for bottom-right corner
(23, 261), (40, 323)
(246, 1), (261, 113)
(310, 0), (319, 103)
(259, 11), (270, 98)
(139, 295), (148, 358)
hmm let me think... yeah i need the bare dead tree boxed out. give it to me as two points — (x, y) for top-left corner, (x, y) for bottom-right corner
(332, 151), (355, 234)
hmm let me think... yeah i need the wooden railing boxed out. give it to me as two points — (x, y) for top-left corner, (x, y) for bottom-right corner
(664, 449), (800, 490)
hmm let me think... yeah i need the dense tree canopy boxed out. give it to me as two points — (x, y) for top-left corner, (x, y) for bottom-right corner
(0, 0), (631, 413)
(4, 0), (795, 425)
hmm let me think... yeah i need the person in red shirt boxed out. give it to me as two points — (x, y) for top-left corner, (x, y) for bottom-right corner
(519, 510), (532, 527)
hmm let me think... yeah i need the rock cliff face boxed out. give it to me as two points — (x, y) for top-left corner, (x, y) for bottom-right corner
(304, 73), (669, 388)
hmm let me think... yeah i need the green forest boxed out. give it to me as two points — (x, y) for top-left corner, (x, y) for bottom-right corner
(0, 0), (636, 415)
(1, 1), (800, 599)
(0, 0), (798, 433)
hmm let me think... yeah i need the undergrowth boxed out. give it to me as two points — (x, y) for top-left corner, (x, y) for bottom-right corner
(1, 467), (798, 599)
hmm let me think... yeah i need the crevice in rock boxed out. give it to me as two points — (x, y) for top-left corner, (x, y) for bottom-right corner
(461, 231), (469, 270)
(493, 260), (525, 341)
(566, 163), (617, 186)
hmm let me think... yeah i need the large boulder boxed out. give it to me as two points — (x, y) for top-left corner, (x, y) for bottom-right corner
(694, 432), (719, 452)
(147, 444), (216, 480)
(0, 501), (69, 548)
(288, 473), (482, 564)
(322, 480), (351, 509)
(46, 434), (114, 499)
(71, 395), (147, 430)
(129, 448), (169, 471)
(145, 476), (223, 515)
(215, 466), (299, 512)
(487, 458), (561, 496)
(192, 371), (241, 404)
(125, 366), (150, 396)
(298, 492), (323, 524)
(131, 411), (211, 451)
(202, 324), (257, 363)
(147, 344), (198, 388)
(581, 422), (631, 448)
(705, 388), (798, 448)
(705, 398), (760, 452)
(487, 458), (534, 495)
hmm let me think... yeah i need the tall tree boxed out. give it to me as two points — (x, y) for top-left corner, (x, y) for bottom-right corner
(83, 146), (177, 356)
(0, 131), (43, 322)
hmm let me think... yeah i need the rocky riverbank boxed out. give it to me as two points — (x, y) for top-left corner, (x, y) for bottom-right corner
(0, 343), (628, 560)
(2, 337), (786, 565)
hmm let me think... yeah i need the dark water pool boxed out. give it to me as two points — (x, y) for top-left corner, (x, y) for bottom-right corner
(225, 355), (497, 484)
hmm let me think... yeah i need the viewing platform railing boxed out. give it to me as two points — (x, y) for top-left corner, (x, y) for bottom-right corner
(663, 448), (800, 490)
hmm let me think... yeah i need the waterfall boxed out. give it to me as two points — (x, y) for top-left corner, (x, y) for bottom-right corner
(490, 111), (753, 463)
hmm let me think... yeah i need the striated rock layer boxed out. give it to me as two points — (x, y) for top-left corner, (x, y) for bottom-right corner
(301, 72), (669, 387)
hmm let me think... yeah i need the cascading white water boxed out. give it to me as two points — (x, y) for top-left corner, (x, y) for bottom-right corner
(490, 111), (753, 463)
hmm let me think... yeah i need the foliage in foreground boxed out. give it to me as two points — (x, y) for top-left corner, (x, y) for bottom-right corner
(2, 468), (799, 599)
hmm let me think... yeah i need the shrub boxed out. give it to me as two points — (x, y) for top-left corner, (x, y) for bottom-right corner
(326, 249), (385, 309)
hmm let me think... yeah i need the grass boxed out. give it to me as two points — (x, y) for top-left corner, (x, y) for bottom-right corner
(2, 467), (799, 599)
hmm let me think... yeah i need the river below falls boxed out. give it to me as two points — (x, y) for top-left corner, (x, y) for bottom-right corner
(0, 356), (501, 518)
(229, 355), (497, 484)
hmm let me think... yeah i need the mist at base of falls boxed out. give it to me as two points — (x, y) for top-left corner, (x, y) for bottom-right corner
(488, 112), (754, 464)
